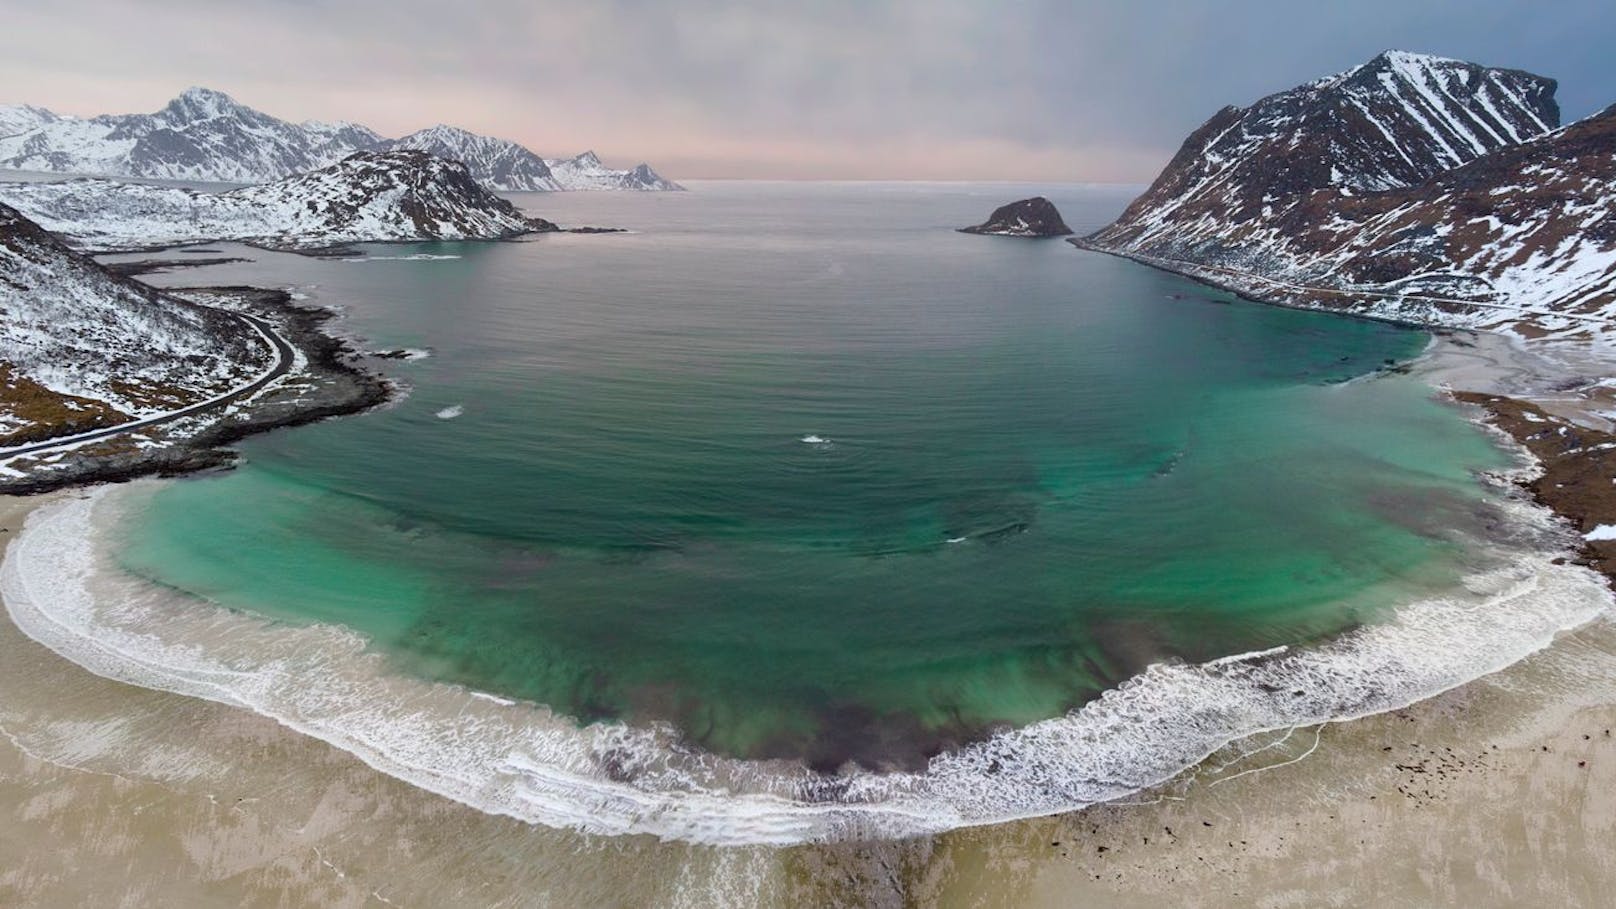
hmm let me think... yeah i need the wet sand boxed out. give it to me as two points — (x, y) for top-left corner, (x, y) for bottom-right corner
(6, 333), (1616, 907)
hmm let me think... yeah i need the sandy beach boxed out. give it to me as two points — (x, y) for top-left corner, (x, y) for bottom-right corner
(6, 334), (1616, 907)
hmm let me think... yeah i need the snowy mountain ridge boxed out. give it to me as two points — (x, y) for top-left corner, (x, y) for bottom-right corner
(0, 150), (557, 252)
(543, 150), (683, 191)
(1079, 51), (1616, 342)
(384, 124), (562, 192)
(0, 87), (682, 192)
(1088, 51), (1560, 259)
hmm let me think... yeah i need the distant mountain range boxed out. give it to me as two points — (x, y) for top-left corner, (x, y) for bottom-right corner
(0, 149), (557, 252)
(1078, 50), (1616, 342)
(0, 87), (682, 192)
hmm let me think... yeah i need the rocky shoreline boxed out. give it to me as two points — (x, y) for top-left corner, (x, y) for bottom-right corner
(0, 287), (390, 496)
(1453, 391), (1616, 583)
(1067, 239), (1432, 331)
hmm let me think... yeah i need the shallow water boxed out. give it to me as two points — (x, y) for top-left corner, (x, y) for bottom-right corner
(101, 183), (1522, 774)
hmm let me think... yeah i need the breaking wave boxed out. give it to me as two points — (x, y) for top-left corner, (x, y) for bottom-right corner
(2, 483), (1608, 846)
(342, 254), (464, 262)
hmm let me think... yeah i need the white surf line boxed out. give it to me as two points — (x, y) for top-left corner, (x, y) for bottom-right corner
(1207, 724), (1325, 788)
(0, 714), (155, 789)
(1205, 726), (1298, 774)
(0, 311), (291, 464)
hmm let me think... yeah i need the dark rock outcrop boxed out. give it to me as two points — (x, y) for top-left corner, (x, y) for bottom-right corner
(959, 197), (1073, 237)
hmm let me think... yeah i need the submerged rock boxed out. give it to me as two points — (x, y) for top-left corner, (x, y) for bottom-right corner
(959, 197), (1073, 237)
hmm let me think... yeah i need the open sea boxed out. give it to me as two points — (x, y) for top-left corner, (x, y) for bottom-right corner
(12, 182), (1602, 845)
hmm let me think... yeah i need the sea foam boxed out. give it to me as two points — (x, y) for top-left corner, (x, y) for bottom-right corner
(1, 484), (1609, 846)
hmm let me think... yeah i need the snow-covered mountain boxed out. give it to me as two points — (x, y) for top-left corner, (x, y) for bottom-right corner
(383, 125), (561, 192)
(1142, 102), (1616, 340)
(1088, 52), (1558, 259)
(1343, 103), (1616, 327)
(0, 104), (57, 138)
(1078, 51), (1616, 340)
(542, 150), (683, 191)
(0, 201), (262, 443)
(380, 129), (683, 192)
(0, 87), (384, 185)
(0, 150), (557, 252)
(0, 87), (681, 192)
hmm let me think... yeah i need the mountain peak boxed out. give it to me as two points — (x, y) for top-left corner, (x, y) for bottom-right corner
(178, 85), (231, 101)
(1088, 50), (1559, 254)
(1369, 49), (1460, 69)
(161, 86), (248, 122)
(1, 92), (681, 193)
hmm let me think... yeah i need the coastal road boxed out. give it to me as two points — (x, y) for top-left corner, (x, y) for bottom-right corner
(1098, 247), (1615, 328)
(0, 312), (294, 462)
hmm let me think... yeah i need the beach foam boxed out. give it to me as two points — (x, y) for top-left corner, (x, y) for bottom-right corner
(342, 254), (464, 262)
(2, 483), (1608, 846)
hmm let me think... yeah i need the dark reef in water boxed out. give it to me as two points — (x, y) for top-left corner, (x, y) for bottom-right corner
(104, 256), (251, 276)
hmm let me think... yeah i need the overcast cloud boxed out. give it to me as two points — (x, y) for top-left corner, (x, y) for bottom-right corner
(1, 0), (1611, 181)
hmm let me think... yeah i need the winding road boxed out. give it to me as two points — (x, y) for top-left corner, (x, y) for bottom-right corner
(1092, 245), (1614, 328)
(0, 311), (294, 462)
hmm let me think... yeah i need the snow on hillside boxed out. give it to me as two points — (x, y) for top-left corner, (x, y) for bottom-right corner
(0, 87), (681, 192)
(1243, 104), (1616, 340)
(0, 104), (57, 137)
(543, 151), (684, 191)
(1088, 51), (1560, 259)
(0, 201), (262, 433)
(385, 125), (561, 191)
(1077, 51), (1616, 340)
(0, 150), (555, 252)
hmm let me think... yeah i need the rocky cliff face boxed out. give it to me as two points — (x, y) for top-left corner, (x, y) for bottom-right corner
(0, 87), (681, 192)
(0, 150), (558, 252)
(0, 202), (261, 442)
(1087, 51), (1558, 260)
(959, 197), (1072, 237)
(1078, 51), (1616, 341)
(1254, 104), (1616, 338)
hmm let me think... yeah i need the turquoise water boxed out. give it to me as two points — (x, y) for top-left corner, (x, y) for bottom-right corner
(114, 183), (1513, 770)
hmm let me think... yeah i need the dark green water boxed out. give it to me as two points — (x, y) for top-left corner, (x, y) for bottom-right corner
(114, 183), (1512, 769)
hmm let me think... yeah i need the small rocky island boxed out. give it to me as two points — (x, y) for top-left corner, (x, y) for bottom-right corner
(959, 196), (1073, 237)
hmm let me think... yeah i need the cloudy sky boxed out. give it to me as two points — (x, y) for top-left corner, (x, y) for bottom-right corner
(3, 0), (1611, 181)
